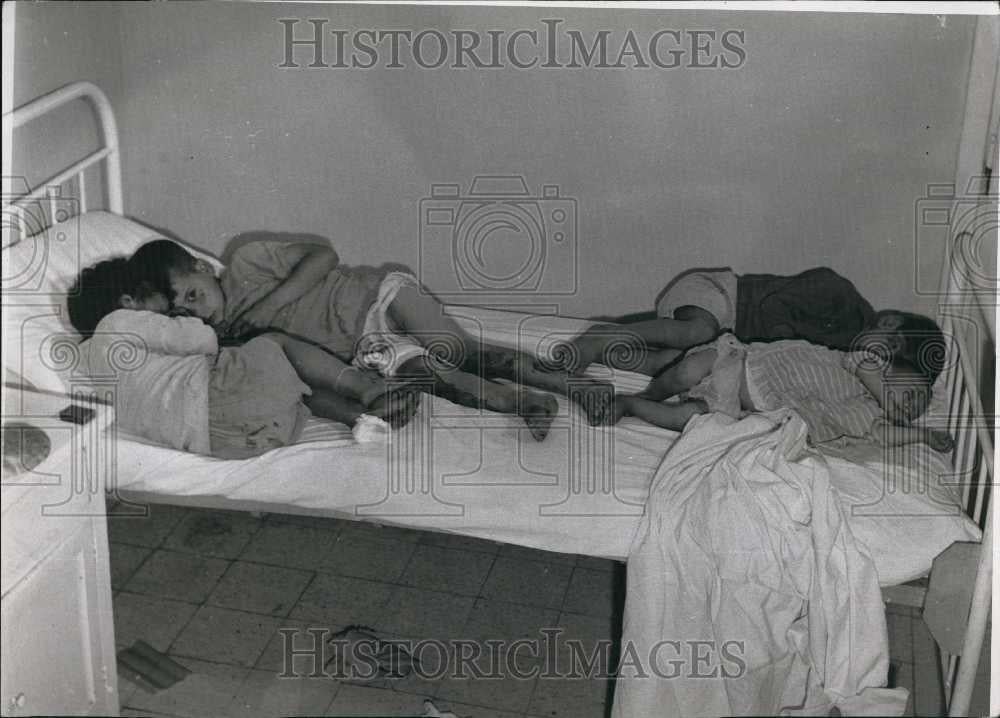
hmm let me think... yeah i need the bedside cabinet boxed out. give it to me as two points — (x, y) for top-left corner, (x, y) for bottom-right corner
(2, 386), (118, 716)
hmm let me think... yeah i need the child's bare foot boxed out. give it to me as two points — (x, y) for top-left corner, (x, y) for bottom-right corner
(518, 391), (559, 441)
(365, 385), (423, 429)
(567, 381), (617, 426)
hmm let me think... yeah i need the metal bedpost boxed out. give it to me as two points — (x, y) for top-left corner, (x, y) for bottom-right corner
(948, 497), (993, 716)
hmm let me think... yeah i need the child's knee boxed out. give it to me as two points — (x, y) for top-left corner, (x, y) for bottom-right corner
(673, 307), (721, 346)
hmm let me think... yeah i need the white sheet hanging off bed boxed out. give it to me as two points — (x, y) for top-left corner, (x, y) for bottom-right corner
(613, 410), (912, 717)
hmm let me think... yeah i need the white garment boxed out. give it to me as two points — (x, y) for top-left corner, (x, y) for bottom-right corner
(81, 310), (216, 455)
(353, 272), (428, 377)
(613, 410), (908, 717)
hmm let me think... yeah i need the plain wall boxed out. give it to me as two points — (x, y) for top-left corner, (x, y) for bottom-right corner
(26, 4), (982, 319)
(10, 1), (124, 217)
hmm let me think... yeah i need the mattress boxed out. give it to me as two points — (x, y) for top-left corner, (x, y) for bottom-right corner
(108, 307), (981, 585)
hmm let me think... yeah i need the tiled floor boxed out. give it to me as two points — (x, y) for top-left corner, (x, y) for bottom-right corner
(109, 502), (989, 718)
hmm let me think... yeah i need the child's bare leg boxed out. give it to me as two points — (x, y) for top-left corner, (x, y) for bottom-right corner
(261, 333), (420, 427)
(397, 355), (558, 441)
(639, 347), (717, 402)
(460, 344), (619, 426)
(304, 388), (367, 427)
(550, 307), (719, 375)
(615, 394), (708, 431)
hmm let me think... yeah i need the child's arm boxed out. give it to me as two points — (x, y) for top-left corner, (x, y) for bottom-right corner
(869, 417), (954, 452)
(226, 243), (338, 337)
(101, 310), (218, 356)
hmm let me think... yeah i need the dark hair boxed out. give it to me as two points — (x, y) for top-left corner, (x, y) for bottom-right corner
(67, 257), (142, 337)
(881, 310), (947, 383)
(128, 239), (197, 302)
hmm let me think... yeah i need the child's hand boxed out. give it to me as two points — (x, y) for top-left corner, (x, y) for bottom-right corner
(925, 429), (954, 453)
(226, 297), (280, 338)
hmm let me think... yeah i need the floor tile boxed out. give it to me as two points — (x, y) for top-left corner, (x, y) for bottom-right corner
(255, 619), (343, 675)
(326, 683), (431, 715)
(290, 572), (395, 627)
(561, 567), (622, 618)
(399, 545), (496, 596)
(528, 676), (607, 718)
(498, 543), (577, 567)
(264, 512), (350, 531)
(549, 612), (619, 679)
(120, 708), (182, 718)
(125, 549), (230, 603)
(108, 503), (189, 548)
(420, 530), (501, 555)
(461, 599), (560, 669)
(575, 554), (621, 572)
(434, 665), (537, 714)
(482, 557), (573, 609)
(170, 606), (281, 667)
(125, 656), (249, 718)
(116, 669), (140, 710)
(165, 509), (264, 559)
(339, 520), (426, 544)
(114, 591), (200, 652)
(110, 542), (153, 590)
(208, 561), (313, 617)
(240, 523), (343, 570)
(424, 699), (522, 718)
(320, 533), (417, 582)
(227, 668), (340, 717)
(378, 586), (476, 640)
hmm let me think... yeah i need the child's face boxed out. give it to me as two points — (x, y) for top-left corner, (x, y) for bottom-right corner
(120, 291), (170, 314)
(853, 311), (906, 357)
(169, 264), (226, 325)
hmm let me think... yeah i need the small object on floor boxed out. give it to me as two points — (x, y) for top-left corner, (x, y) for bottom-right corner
(423, 699), (460, 717)
(325, 625), (419, 681)
(116, 640), (191, 693)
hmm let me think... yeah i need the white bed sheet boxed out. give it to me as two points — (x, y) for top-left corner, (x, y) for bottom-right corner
(108, 307), (980, 583)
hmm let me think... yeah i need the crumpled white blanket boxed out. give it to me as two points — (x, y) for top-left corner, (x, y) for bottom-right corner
(613, 410), (908, 717)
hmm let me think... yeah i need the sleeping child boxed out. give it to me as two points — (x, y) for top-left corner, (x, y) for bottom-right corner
(129, 235), (620, 440)
(550, 266), (876, 376)
(68, 258), (421, 459)
(611, 311), (954, 451)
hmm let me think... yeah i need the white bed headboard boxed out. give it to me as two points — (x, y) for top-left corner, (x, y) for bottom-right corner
(2, 81), (122, 249)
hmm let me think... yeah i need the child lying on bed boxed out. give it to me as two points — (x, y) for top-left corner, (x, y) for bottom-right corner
(129, 236), (620, 440)
(68, 258), (421, 459)
(612, 312), (954, 451)
(550, 266), (876, 376)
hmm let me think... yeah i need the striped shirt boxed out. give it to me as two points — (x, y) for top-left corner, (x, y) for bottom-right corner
(744, 340), (881, 444)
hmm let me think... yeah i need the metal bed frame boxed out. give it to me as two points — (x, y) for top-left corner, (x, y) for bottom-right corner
(3, 81), (993, 716)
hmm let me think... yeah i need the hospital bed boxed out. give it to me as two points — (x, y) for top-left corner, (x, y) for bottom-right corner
(2, 82), (992, 716)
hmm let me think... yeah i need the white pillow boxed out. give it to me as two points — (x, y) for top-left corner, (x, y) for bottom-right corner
(2, 211), (224, 392)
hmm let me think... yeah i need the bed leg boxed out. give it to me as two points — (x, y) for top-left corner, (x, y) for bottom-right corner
(947, 502), (992, 717)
